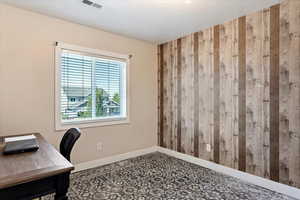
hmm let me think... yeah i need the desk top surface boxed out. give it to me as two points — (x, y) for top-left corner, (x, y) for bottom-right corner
(0, 133), (74, 189)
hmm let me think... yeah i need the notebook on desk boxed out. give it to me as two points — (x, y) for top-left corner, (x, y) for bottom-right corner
(3, 135), (39, 155)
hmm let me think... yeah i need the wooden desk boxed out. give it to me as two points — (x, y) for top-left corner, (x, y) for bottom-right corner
(0, 133), (74, 200)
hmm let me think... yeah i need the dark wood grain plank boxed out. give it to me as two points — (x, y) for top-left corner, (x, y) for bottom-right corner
(270, 4), (280, 182)
(177, 39), (182, 153)
(279, 0), (290, 185)
(162, 42), (173, 149)
(238, 16), (246, 172)
(159, 44), (164, 147)
(157, 46), (161, 146)
(213, 25), (220, 164)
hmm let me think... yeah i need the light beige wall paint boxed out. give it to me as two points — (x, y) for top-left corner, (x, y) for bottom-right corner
(0, 4), (157, 164)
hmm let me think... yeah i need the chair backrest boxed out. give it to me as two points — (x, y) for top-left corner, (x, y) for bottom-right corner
(60, 128), (81, 162)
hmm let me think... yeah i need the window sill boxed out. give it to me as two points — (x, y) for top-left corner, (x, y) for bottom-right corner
(55, 117), (130, 131)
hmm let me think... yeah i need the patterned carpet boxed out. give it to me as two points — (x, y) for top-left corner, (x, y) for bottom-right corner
(43, 152), (297, 200)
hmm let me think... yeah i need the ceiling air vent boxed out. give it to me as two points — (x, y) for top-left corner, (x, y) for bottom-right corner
(82, 0), (103, 9)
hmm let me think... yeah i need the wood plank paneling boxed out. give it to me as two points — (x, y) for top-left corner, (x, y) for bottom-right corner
(245, 9), (270, 178)
(270, 4), (280, 182)
(213, 25), (220, 164)
(232, 19), (239, 170)
(193, 33), (199, 157)
(171, 40), (178, 151)
(246, 11), (261, 176)
(287, 0), (300, 188)
(157, 0), (300, 189)
(263, 8), (271, 180)
(279, 0), (300, 188)
(180, 35), (195, 155)
(197, 28), (215, 161)
(219, 20), (239, 168)
(238, 16), (246, 172)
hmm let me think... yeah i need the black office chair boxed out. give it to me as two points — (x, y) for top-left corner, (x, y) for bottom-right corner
(39, 128), (81, 200)
(60, 128), (81, 162)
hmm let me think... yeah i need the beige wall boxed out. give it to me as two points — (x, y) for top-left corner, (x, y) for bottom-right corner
(0, 4), (157, 164)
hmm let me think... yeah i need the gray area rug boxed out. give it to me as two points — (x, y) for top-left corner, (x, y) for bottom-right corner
(43, 152), (297, 200)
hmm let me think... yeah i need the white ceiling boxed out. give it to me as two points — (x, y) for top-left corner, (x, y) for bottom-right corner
(1, 0), (281, 44)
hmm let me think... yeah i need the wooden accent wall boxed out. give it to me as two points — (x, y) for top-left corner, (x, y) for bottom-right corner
(157, 0), (300, 188)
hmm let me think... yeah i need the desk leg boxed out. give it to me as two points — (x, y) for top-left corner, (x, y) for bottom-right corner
(54, 172), (70, 200)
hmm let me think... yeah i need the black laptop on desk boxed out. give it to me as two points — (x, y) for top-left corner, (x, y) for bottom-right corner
(3, 135), (39, 155)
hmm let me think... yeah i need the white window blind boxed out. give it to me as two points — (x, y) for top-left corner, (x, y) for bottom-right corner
(56, 44), (128, 129)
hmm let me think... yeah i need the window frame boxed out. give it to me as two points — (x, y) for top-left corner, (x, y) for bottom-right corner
(55, 42), (130, 130)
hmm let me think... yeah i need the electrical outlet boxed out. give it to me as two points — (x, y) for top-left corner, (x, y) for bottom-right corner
(96, 142), (103, 152)
(206, 144), (211, 152)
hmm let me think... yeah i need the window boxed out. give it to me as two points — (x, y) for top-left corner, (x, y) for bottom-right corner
(55, 43), (129, 130)
(70, 98), (76, 102)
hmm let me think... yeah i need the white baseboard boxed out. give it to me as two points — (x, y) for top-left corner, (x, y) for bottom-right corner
(156, 146), (300, 200)
(74, 146), (157, 173)
(74, 146), (300, 199)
